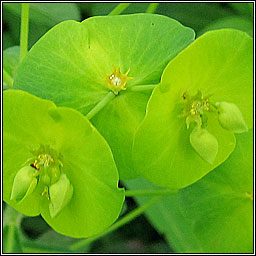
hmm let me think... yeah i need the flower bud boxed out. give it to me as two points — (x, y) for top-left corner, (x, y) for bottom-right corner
(10, 166), (38, 203)
(190, 127), (218, 164)
(49, 173), (73, 218)
(216, 102), (248, 133)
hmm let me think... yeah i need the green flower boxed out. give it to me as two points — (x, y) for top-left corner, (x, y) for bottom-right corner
(133, 29), (253, 189)
(14, 14), (195, 180)
(3, 90), (124, 238)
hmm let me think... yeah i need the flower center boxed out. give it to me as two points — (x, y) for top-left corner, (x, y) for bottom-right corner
(11, 145), (73, 217)
(105, 66), (133, 95)
(180, 90), (247, 164)
(111, 77), (121, 86)
(181, 90), (213, 129)
(24, 145), (63, 194)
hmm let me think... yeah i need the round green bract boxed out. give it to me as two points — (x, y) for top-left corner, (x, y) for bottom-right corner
(3, 90), (124, 238)
(133, 29), (253, 188)
(180, 129), (253, 253)
(14, 14), (195, 179)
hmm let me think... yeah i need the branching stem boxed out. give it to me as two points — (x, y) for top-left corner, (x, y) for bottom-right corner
(86, 92), (115, 120)
(86, 83), (158, 120)
(128, 84), (158, 92)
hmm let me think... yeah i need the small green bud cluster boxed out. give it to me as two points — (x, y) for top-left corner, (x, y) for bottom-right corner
(182, 91), (247, 164)
(10, 145), (73, 218)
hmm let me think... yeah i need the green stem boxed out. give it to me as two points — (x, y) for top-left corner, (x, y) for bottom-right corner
(22, 240), (75, 253)
(5, 225), (16, 253)
(125, 188), (178, 197)
(70, 196), (161, 251)
(128, 84), (158, 92)
(20, 3), (30, 62)
(86, 92), (115, 120)
(3, 68), (14, 89)
(4, 206), (23, 253)
(108, 3), (131, 16)
(146, 3), (159, 14)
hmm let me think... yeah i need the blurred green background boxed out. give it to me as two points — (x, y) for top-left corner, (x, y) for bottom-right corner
(3, 2), (253, 254)
(3, 2), (253, 50)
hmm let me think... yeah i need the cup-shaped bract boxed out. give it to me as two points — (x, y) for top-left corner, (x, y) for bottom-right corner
(216, 101), (248, 133)
(133, 29), (253, 189)
(49, 173), (73, 218)
(189, 127), (218, 164)
(10, 166), (38, 203)
(3, 90), (124, 238)
(14, 14), (195, 179)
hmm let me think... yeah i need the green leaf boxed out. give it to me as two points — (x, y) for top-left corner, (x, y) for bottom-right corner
(124, 178), (201, 253)
(3, 46), (20, 77)
(180, 129), (253, 253)
(3, 3), (81, 48)
(3, 225), (23, 253)
(199, 16), (253, 37)
(133, 29), (252, 189)
(229, 3), (253, 17)
(14, 14), (195, 179)
(156, 3), (233, 33)
(4, 3), (81, 26)
(3, 32), (16, 50)
(3, 206), (23, 253)
(3, 46), (20, 89)
(3, 90), (124, 238)
(21, 230), (86, 253)
(89, 3), (233, 34)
